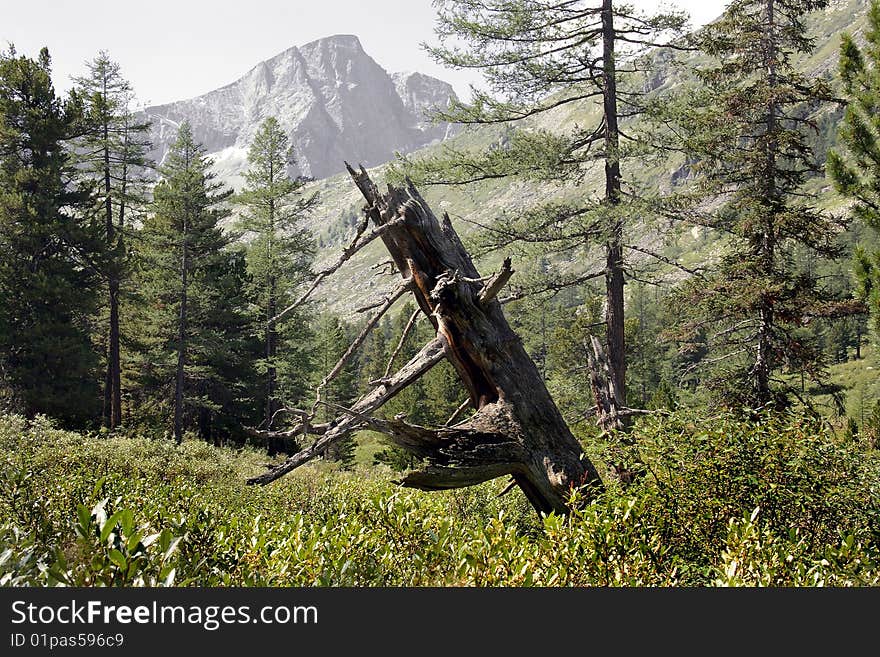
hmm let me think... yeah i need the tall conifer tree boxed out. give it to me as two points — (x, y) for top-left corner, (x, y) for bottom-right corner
(666, 0), (848, 407)
(0, 46), (102, 426)
(234, 117), (316, 428)
(827, 0), (880, 337)
(401, 0), (689, 421)
(73, 51), (151, 429)
(132, 123), (253, 442)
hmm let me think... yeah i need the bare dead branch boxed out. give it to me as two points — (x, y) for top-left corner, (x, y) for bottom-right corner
(356, 280), (412, 313)
(383, 307), (423, 378)
(312, 280), (413, 416)
(623, 243), (705, 279)
(498, 478), (518, 497)
(500, 269), (606, 304)
(370, 259), (397, 276)
(245, 419), (330, 441)
(248, 337), (449, 486)
(262, 406), (308, 431)
(478, 257), (515, 305)
(678, 347), (751, 384)
(272, 217), (405, 324)
(444, 397), (473, 426)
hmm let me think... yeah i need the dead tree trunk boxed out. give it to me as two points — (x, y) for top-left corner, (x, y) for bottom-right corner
(586, 335), (624, 432)
(248, 167), (603, 514)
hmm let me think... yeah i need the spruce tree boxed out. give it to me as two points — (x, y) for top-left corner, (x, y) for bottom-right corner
(72, 51), (151, 429)
(131, 122), (254, 442)
(400, 0), (689, 419)
(827, 0), (880, 337)
(234, 117), (316, 428)
(666, 0), (846, 408)
(0, 46), (102, 426)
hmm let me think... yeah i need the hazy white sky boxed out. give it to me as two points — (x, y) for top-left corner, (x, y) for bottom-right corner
(2, 0), (726, 106)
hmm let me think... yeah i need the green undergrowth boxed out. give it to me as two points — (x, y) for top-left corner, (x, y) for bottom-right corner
(1, 411), (878, 586)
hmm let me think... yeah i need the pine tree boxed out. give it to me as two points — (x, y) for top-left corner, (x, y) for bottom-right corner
(666, 0), (847, 408)
(0, 46), (102, 426)
(131, 122), (254, 442)
(72, 51), (151, 430)
(233, 117), (316, 428)
(827, 0), (880, 338)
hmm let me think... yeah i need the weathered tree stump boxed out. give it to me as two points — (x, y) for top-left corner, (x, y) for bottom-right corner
(248, 167), (603, 514)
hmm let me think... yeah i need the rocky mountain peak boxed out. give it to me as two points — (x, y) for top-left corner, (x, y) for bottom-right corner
(144, 35), (458, 184)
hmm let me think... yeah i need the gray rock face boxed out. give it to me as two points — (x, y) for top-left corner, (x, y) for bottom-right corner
(392, 71), (457, 140)
(144, 35), (458, 182)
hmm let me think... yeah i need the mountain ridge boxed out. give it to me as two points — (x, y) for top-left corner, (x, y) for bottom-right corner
(143, 34), (458, 184)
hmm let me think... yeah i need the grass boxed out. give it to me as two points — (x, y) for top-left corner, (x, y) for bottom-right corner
(825, 344), (880, 422)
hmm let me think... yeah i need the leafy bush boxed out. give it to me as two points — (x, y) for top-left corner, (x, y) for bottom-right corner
(714, 508), (880, 586)
(0, 411), (878, 586)
(626, 411), (880, 582)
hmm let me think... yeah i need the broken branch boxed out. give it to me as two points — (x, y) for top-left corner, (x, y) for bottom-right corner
(311, 279), (413, 417)
(272, 217), (405, 324)
(478, 257), (514, 305)
(383, 306), (423, 378)
(444, 397), (472, 426)
(247, 337), (448, 485)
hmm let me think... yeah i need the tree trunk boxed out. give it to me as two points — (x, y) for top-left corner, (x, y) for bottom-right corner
(586, 335), (623, 431)
(601, 0), (627, 419)
(755, 0), (778, 406)
(103, 343), (111, 428)
(108, 280), (121, 428)
(112, 141), (130, 430)
(265, 191), (278, 428)
(266, 275), (278, 428)
(249, 168), (604, 514)
(173, 223), (188, 444)
(102, 108), (123, 430)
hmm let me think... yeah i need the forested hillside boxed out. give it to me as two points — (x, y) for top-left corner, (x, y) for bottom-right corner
(2, 0), (880, 587)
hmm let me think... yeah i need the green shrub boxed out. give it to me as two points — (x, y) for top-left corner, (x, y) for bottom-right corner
(714, 508), (880, 586)
(0, 411), (878, 586)
(628, 411), (880, 582)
